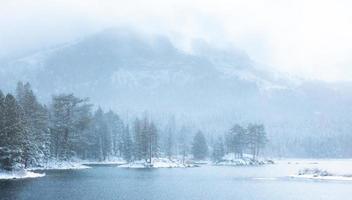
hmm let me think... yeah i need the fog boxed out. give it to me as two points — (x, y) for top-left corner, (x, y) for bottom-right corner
(1, 0), (352, 159)
(2, 0), (352, 81)
(2, 2), (352, 200)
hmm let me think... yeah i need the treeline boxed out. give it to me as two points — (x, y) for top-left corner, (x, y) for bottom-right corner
(0, 82), (268, 171)
(0, 82), (162, 170)
(268, 134), (352, 158)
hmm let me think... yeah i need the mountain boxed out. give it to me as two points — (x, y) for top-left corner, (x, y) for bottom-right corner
(1, 28), (352, 142)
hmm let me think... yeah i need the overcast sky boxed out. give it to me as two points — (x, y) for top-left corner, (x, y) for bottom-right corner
(1, 0), (352, 82)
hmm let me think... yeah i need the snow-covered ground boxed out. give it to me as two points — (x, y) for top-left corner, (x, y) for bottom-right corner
(118, 158), (195, 168)
(29, 160), (91, 170)
(1, 159), (125, 180)
(0, 160), (93, 180)
(31, 157), (128, 169)
(0, 170), (45, 180)
(214, 153), (274, 166)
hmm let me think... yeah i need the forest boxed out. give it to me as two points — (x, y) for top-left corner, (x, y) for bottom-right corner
(0, 82), (267, 171)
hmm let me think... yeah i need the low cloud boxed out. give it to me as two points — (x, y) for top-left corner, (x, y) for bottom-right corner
(1, 0), (352, 81)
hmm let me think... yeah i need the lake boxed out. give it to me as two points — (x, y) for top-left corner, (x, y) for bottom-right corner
(1, 160), (351, 200)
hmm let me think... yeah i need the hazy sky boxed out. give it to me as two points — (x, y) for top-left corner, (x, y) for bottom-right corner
(1, 0), (352, 82)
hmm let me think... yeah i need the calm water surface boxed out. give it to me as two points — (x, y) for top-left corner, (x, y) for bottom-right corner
(0, 161), (351, 200)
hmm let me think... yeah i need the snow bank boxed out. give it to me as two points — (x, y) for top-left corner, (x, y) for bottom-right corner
(29, 160), (90, 170)
(0, 170), (45, 180)
(29, 157), (128, 170)
(291, 168), (352, 181)
(214, 153), (274, 166)
(118, 158), (195, 168)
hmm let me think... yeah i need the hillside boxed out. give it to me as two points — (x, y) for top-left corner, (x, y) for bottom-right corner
(1, 29), (352, 155)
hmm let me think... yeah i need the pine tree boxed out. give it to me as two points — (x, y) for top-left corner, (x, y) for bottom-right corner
(132, 116), (159, 163)
(121, 125), (133, 162)
(212, 136), (225, 162)
(50, 94), (88, 161)
(92, 108), (109, 161)
(1, 94), (26, 170)
(16, 82), (51, 167)
(164, 116), (176, 159)
(104, 111), (124, 157)
(86, 115), (100, 160)
(165, 128), (174, 159)
(226, 124), (247, 158)
(247, 124), (267, 159)
(0, 90), (5, 140)
(191, 131), (208, 160)
(71, 102), (92, 159)
(133, 118), (143, 160)
(148, 122), (159, 162)
(37, 105), (51, 163)
(140, 116), (150, 162)
(0, 90), (7, 169)
(177, 126), (189, 164)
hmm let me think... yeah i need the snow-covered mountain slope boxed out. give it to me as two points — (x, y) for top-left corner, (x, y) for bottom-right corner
(0, 29), (282, 107)
(1, 28), (352, 136)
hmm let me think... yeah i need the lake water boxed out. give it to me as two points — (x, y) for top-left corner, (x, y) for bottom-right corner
(1, 160), (351, 200)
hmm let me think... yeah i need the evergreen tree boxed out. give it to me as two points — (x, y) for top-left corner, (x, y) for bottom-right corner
(121, 125), (133, 162)
(104, 111), (124, 157)
(50, 94), (88, 160)
(0, 90), (7, 169)
(133, 118), (143, 160)
(164, 116), (176, 159)
(1, 94), (26, 170)
(165, 128), (174, 159)
(0, 90), (5, 140)
(71, 102), (92, 159)
(191, 131), (208, 160)
(247, 124), (267, 159)
(148, 122), (159, 163)
(132, 116), (159, 163)
(92, 108), (108, 161)
(226, 124), (247, 158)
(177, 126), (189, 164)
(86, 114), (101, 160)
(16, 82), (51, 166)
(140, 116), (150, 162)
(212, 136), (225, 162)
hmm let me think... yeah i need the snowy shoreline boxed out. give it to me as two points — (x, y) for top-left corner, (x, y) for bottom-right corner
(1, 155), (274, 179)
(0, 170), (45, 180)
(28, 161), (91, 171)
(0, 161), (91, 180)
(3, 159), (352, 182)
(213, 154), (275, 166)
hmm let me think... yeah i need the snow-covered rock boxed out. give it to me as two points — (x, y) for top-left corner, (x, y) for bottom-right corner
(291, 168), (352, 181)
(118, 158), (195, 168)
(214, 153), (274, 166)
(0, 170), (45, 180)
